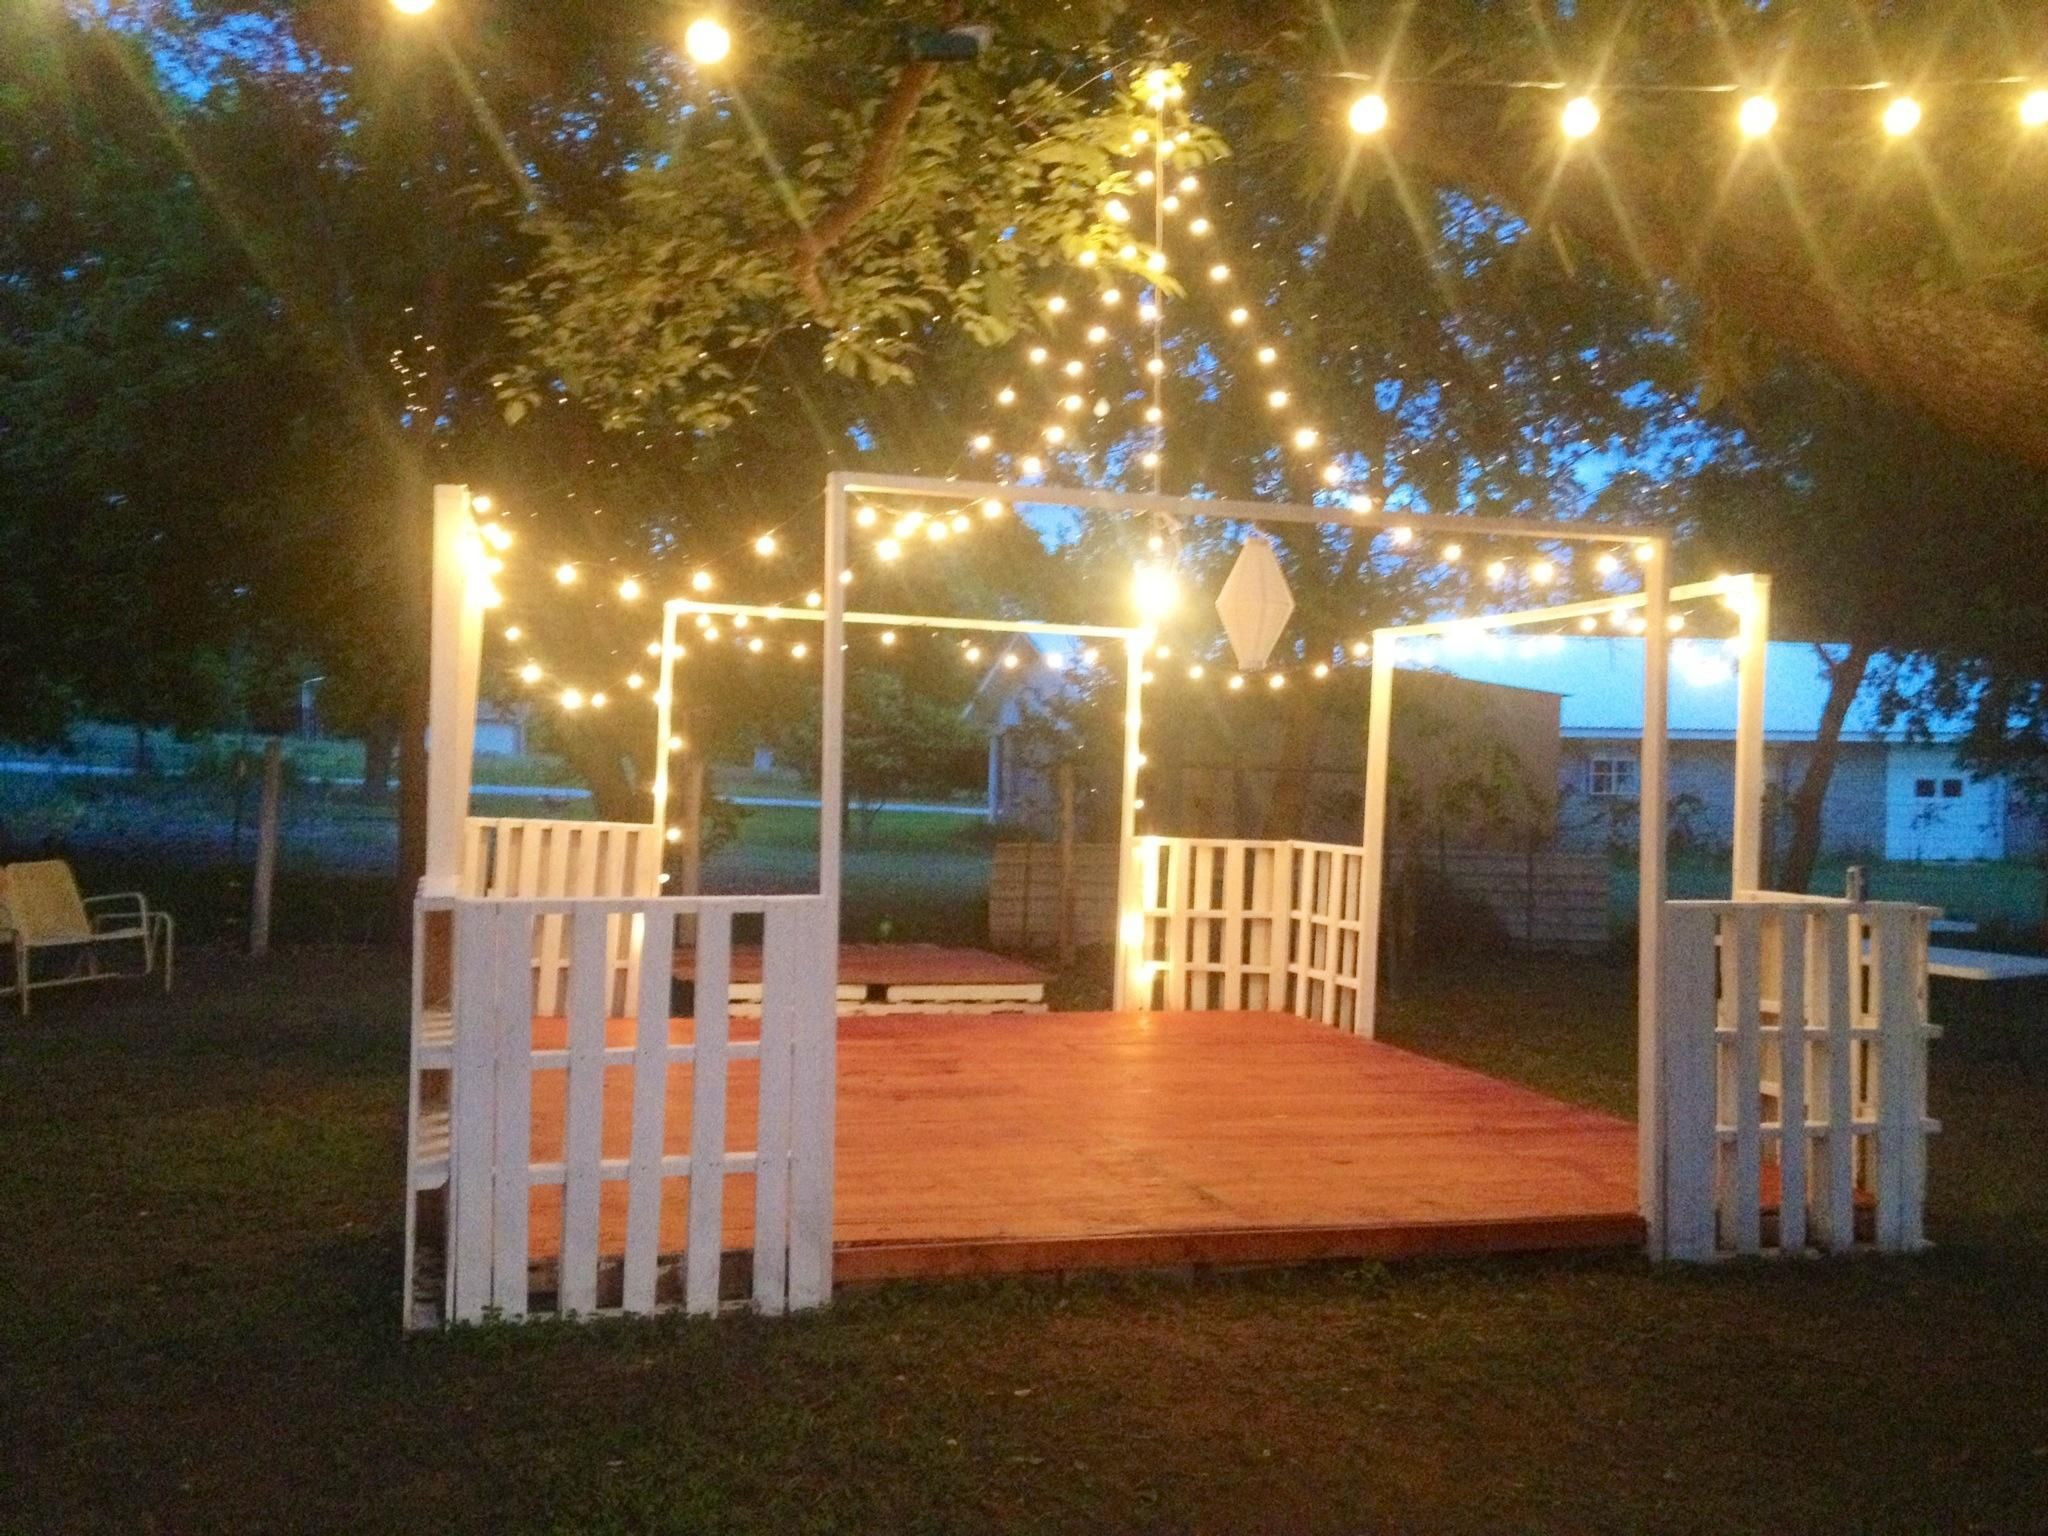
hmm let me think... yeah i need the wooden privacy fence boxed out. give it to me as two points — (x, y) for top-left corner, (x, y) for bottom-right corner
(460, 817), (661, 1013)
(1657, 895), (1936, 1260)
(1124, 837), (1369, 1031)
(405, 894), (835, 1326)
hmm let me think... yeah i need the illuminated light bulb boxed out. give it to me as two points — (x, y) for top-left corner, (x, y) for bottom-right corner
(691, 569), (713, 592)
(669, 735), (684, 751)
(895, 514), (923, 538)
(1229, 307), (1249, 325)
(470, 494), (492, 513)
(1267, 388), (1289, 408)
(746, 637), (764, 653)
(1321, 464), (1344, 486)
(1020, 455), (1043, 476)
(949, 514), (969, 534)
(1228, 674), (1246, 691)
(1132, 128), (1151, 146)
(1028, 346), (1049, 365)
(1002, 652), (1020, 670)
(927, 520), (949, 540)
(626, 672), (645, 690)
(1595, 551), (1620, 576)
(879, 630), (897, 646)
(1180, 175), (1199, 192)
(1144, 68), (1174, 103)
(390, 0), (434, 14)
(1118, 243), (1138, 261)
(1064, 360), (1085, 378)
(1188, 663), (1205, 680)
(560, 688), (585, 710)
(1257, 346), (1277, 366)
(1078, 249), (1098, 268)
(1138, 300), (1160, 322)
(1531, 559), (1556, 585)
(1045, 652), (1066, 672)
(969, 433), (994, 455)
(1140, 670), (1155, 684)
(1442, 542), (1462, 563)
(1140, 450), (1161, 468)
(1668, 613), (1686, 633)
(1293, 427), (1320, 449)
(731, 614), (748, 629)
(1094, 400), (1110, 418)
(1351, 641), (1370, 659)
(1882, 95), (1921, 137)
(1132, 563), (1178, 619)
(481, 522), (511, 550)
(1609, 606), (1630, 629)
(753, 533), (776, 556)
(1063, 393), (1084, 412)
(854, 506), (877, 530)
(1082, 646), (1100, 665)
(1144, 405), (1164, 424)
(1046, 294), (1068, 315)
(1579, 615), (1599, 633)
(1486, 559), (1508, 584)
(1560, 95), (1600, 139)
(1147, 251), (1167, 274)
(997, 387), (1017, 406)
(1044, 424), (1067, 444)
(666, 826), (683, 844)
(1208, 263), (1230, 281)
(479, 556), (504, 578)
(805, 590), (822, 607)
(1153, 643), (1171, 661)
(1634, 542), (1655, 563)
(840, 568), (853, 585)
(982, 498), (1004, 518)
(1348, 93), (1390, 135)
(591, 692), (609, 709)
(682, 16), (731, 66)
(1087, 325), (1108, 344)
(1389, 525), (1415, 548)
(1137, 169), (1156, 187)
(1737, 94), (1778, 138)
(506, 626), (524, 642)
(2023, 90), (2048, 128)
(1105, 199), (1131, 223)
(1313, 663), (1331, 679)
(1146, 358), (1166, 377)
(965, 645), (983, 662)
(1188, 217), (1210, 236)
(877, 538), (901, 561)
(1147, 534), (1164, 552)
(555, 563), (577, 585)
(519, 662), (542, 684)
(1101, 288), (1122, 306)
(703, 627), (718, 642)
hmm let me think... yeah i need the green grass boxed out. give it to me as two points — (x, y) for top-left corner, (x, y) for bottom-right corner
(4, 947), (2046, 1533)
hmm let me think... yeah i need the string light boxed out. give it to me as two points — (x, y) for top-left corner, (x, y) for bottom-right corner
(682, 16), (731, 66)
(560, 688), (585, 710)
(2024, 90), (2048, 128)
(1883, 96), (1922, 136)
(1737, 95), (1778, 137)
(1441, 542), (1462, 563)
(519, 662), (542, 684)
(753, 533), (777, 556)
(504, 625), (522, 642)
(555, 563), (577, 585)
(618, 578), (642, 601)
(1561, 96), (1600, 138)
(877, 538), (901, 561)
(1349, 93), (1390, 135)
(691, 570), (713, 592)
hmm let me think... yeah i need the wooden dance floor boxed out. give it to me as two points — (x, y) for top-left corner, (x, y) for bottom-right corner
(522, 1009), (1642, 1284)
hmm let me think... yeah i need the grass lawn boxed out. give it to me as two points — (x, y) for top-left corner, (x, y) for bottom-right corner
(5, 947), (2046, 1533)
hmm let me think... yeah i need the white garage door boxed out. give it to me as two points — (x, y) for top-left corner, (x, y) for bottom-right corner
(1884, 747), (2005, 862)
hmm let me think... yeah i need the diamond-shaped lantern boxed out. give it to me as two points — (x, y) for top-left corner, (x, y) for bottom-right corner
(1215, 538), (1294, 670)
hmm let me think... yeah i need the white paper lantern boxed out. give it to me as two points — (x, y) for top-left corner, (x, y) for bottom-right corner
(1215, 538), (1294, 670)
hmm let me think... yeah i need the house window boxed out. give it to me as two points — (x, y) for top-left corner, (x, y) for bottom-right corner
(1587, 755), (1638, 797)
(1914, 778), (1936, 798)
(1941, 778), (1964, 799)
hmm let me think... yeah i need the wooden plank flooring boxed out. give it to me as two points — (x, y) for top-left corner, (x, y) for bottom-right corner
(521, 1010), (1641, 1282)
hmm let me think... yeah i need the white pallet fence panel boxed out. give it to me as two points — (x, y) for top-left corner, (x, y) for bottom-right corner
(1775, 909), (1809, 1254)
(1658, 904), (1720, 1261)
(1722, 906), (1764, 1256)
(558, 910), (609, 1316)
(784, 902), (837, 1310)
(684, 912), (733, 1315)
(490, 905), (535, 1319)
(449, 903), (501, 1323)
(620, 906), (677, 1313)
(752, 914), (796, 1314)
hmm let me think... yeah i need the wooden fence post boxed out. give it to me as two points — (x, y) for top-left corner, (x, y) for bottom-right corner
(249, 739), (283, 957)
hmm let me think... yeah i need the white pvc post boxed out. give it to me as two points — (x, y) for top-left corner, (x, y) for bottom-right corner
(1638, 541), (1672, 1257)
(650, 603), (680, 897)
(820, 477), (848, 937)
(1356, 639), (1395, 1039)
(1730, 574), (1772, 896)
(1111, 633), (1145, 1010)
(422, 484), (483, 897)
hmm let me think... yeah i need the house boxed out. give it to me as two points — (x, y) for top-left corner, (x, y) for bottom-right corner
(1412, 636), (2039, 862)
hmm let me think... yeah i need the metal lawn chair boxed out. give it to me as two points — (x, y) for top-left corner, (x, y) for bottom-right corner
(0, 860), (174, 1017)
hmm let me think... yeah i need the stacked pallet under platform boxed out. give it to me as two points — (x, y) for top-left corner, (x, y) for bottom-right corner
(673, 941), (1050, 1016)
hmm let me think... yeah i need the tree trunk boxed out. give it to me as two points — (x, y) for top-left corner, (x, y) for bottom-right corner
(1776, 641), (1875, 895)
(555, 727), (646, 823)
(360, 718), (396, 803)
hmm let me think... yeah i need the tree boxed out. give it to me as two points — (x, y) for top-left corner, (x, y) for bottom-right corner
(778, 669), (981, 841)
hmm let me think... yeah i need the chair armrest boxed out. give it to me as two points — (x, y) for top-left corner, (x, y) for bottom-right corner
(85, 893), (149, 931)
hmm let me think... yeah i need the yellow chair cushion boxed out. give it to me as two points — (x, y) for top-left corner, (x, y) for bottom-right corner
(0, 861), (93, 943)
